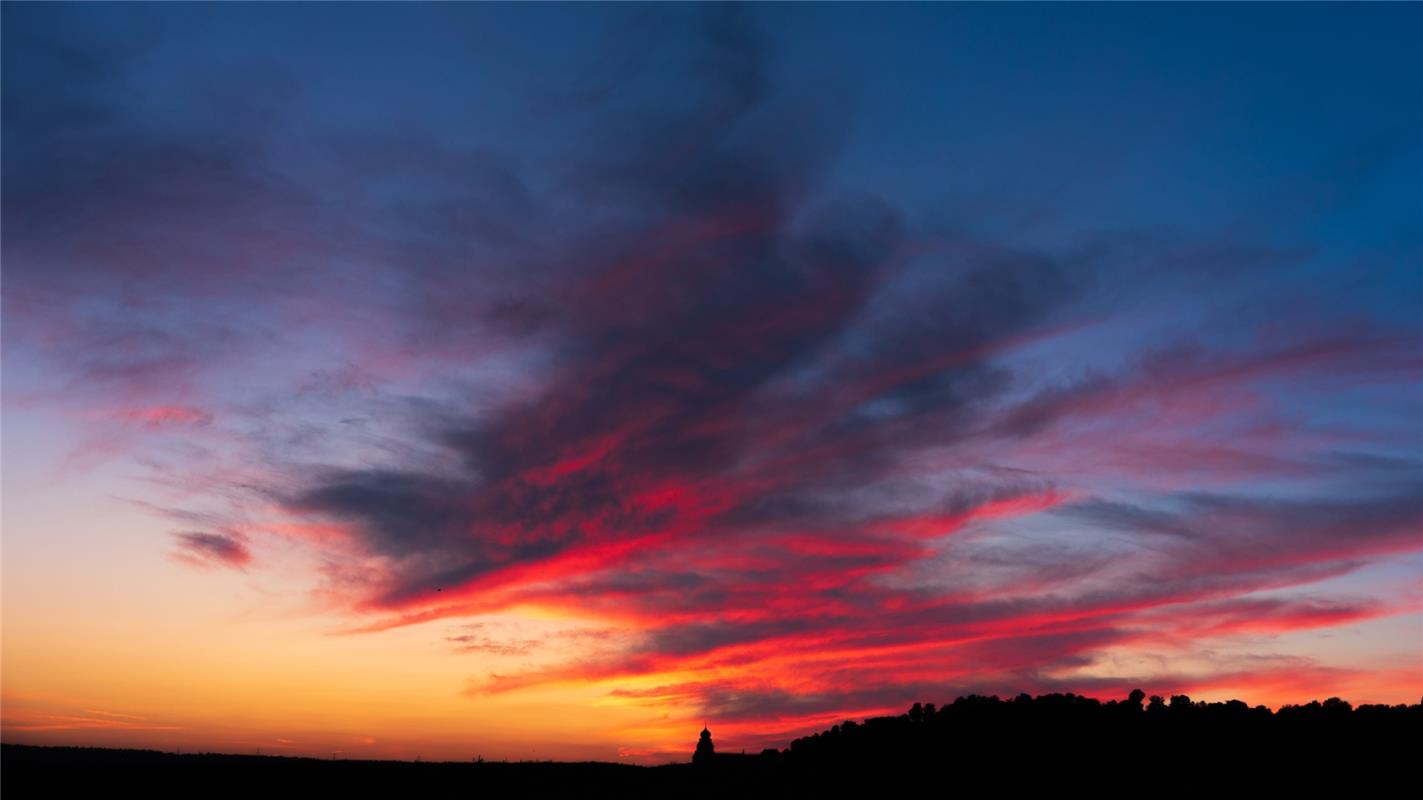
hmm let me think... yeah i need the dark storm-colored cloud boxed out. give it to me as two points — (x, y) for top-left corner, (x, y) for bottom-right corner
(172, 531), (252, 569)
(268, 11), (1097, 610)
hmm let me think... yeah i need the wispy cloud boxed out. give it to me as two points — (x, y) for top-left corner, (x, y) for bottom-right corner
(4, 3), (1420, 748)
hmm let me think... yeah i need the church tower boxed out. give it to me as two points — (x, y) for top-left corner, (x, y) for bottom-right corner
(693, 724), (716, 765)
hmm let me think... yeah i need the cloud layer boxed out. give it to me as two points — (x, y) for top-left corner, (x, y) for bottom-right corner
(5, 4), (1421, 749)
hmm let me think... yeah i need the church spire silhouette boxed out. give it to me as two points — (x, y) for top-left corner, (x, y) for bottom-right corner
(693, 723), (716, 765)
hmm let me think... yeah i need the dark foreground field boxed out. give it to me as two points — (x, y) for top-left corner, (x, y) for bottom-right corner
(6, 692), (1421, 797)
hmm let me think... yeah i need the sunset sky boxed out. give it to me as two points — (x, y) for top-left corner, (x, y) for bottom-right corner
(3, 3), (1420, 763)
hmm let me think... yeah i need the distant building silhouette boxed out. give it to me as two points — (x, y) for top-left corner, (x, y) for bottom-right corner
(693, 725), (715, 765)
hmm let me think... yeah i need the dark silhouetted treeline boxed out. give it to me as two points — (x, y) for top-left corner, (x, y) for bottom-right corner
(4, 690), (1419, 797)
(780, 690), (1421, 790)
